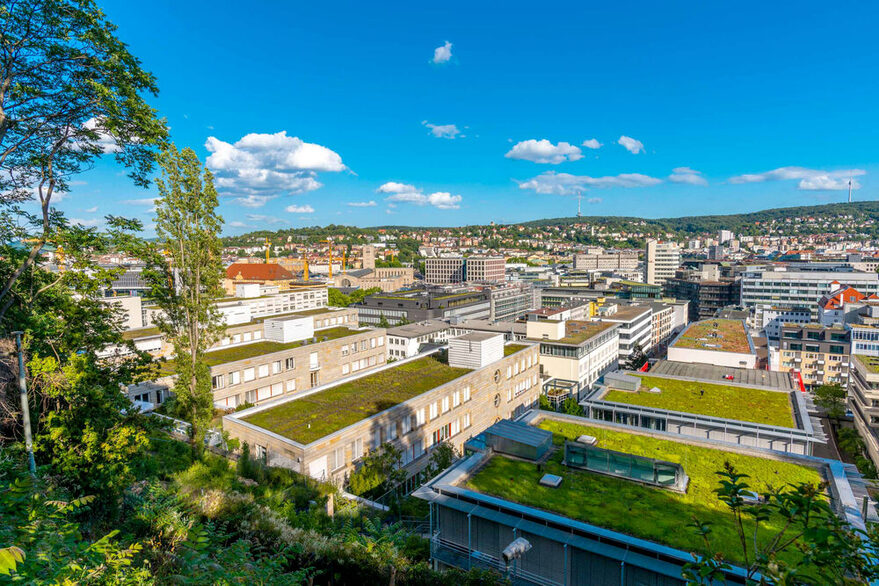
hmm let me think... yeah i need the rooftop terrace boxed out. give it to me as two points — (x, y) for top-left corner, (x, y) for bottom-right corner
(855, 354), (879, 374)
(671, 318), (752, 354)
(241, 355), (471, 444)
(531, 320), (616, 345)
(602, 374), (795, 427)
(465, 420), (823, 564)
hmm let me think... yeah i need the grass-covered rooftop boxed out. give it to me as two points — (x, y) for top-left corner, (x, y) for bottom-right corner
(531, 320), (615, 346)
(671, 318), (752, 353)
(465, 420), (823, 564)
(503, 344), (529, 356)
(602, 375), (795, 428)
(241, 355), (471, 444)
(855, 354), (879, 374)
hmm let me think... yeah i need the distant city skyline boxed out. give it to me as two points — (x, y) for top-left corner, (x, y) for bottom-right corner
(45, 0), (879, 234)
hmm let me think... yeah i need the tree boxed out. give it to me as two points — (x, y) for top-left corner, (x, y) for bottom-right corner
(347, 442), (406, 497)
(143, 144), (224, 453)
(378, 313), (390, 329)
(813, 383), (847, 421)
(421, 441), (459, 481)
(328, 288), (351, 307)
(682, 462), (879, 584)
(561, 396), (583, 416)
(0, 0), (167, 323)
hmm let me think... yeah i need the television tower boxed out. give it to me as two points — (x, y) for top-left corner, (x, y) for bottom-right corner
(848, 176), (853, 203)
(576, 191), (582, 218)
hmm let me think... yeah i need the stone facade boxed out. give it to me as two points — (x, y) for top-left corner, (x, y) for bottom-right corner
(223, 344), (541, 485)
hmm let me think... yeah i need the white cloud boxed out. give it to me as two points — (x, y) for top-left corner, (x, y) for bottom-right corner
(618, 135), (645, 154)
(228, 221), (251, 228)
(77, 117), (121, 154)
(245, 214), (285, 225)
(668, 166), (708, 186)
(505, 139), (583, 164)
(123, 197), (158, 205)
(517, 171), (662, 195)
(582, 139), (602, 150)
(729, 166), (864, 191)
(70, 217), (99, 227)
(285, 204), (315, 213)
(377, 182), (462, 209)
(587, 197), (602, 204)
(347, 200), (377, 207)
(84, 205), (98, 213)
(422, 120), (461, 139)
(432, 41), (452, 64)
(234, 195), (277, 208)
(205, 131), (345, 197)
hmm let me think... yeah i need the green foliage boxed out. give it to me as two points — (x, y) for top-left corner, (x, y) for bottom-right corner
(378, 312), (391, 328)
(538, 393), (553, 411)
(837, 427), (879, 479)
(682, 462), (879, 584)
(813, 383), (847, 420)
(142, 144), (225, 452)
(560, 396), (583, 416)
(348, 442), (406, 497)
(421, 441), (459, 482)
(329, 286), (383, 307)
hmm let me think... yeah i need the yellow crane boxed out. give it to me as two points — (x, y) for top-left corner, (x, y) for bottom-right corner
(303, 255), (309, 282)
(264, 237), (271, 263)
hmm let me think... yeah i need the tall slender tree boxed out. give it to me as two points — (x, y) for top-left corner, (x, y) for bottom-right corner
(145, 144), (224, 451)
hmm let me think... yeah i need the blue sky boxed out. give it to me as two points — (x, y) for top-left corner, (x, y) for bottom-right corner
(57, 0), (879, 234)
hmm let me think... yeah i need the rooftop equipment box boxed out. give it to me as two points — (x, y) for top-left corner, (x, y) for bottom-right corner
(263, 316), (314, 344)
(448, 332), (504, 369)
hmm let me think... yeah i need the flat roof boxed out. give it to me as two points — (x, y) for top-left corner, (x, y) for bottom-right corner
(241, 355), (471, 444)
(602, 373), (795, 428)
(855, 354), (879, 374)
(387, 320), (449, 338)
(649, 360), (796, 391)
(456, 331), (500, 342)
(464, 419), (823, 565)
(671, 318), (753, 354)
(550, 320), (616, 345)
(600, 305), (651, 321)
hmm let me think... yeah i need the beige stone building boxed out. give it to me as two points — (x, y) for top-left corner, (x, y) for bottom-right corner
(332, 267), (415, 292)
(223, 336), (540, 484)
(850, 355), (879, 467)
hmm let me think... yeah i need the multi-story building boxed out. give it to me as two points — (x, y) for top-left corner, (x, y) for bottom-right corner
(526, 319), (619, 394)
(129, 319), (384, 409)
(332, 267), (416, 292)
(777, 323), (850, 389)
(849, 355), (879, 467)
(224, 262), (298, 294)
(357, 290), (490, 326)
(818, 284), (878, 326)
(572, 250), (638, 271)
(596, 304), (653, 360)
(664, 267), (740, 321)
(644, 239), (681, 286)
(667, 318), (757, 369)
(424, 257), (466, 284)
(465, 256), (505, 283)
(386, 320), (452, 359)
(759, 305), (811, 341)
(223, 336), (540, 483)
(483, 282), (536, 322)
(740, 265), (879, 322)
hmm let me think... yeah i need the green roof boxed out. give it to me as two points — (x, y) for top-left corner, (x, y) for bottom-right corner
(603, 375), (795, 427)
(503, 344), (528, 356)
(241, 355), (471, 444)
(855, 354), (879, 374)
(530, 320), (615, 346)
(122, 326), (162, 340)
(466, 420), (823, 565)
(671, 319), (752, 354)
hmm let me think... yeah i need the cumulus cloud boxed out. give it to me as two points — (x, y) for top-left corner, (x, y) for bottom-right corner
(84, 205), (98, 213)
(73, 117), (120, 154)
(205, 131), (345, 198)
(582, 139), (602, 150)
(517, 171), (662, 195)
(245, 214), (285, 225)
(234, 195), (277, 208)
(432, 41), (453, 64)
(618, 135), (645, 154)
(729, 166), (864, 191)
(285, 204), (315, 213)
(669, 167), (708, 186)
(123, 197), (158, 206)
(422, 120), (461, 139)
(377, 182), (462, 209)
(70, 217), (100, 227)
(505, 139), (583, 164)
(228, 221), (251, 228)
(347, 200), (377, 207)
(587, 197), (602, 204)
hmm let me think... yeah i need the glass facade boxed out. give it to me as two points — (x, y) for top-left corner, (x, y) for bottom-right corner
(564, 441), (686, 491)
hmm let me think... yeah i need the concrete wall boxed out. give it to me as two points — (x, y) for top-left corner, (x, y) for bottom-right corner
(667, 346), (757, 369)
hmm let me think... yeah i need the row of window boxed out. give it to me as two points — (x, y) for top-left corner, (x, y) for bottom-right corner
(340, 353), (382, 375)
(340, 336), (384, 357)
(212, 355), (302, 389)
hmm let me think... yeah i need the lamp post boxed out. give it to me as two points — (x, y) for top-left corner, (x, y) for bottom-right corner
(12, 331), (36, 476)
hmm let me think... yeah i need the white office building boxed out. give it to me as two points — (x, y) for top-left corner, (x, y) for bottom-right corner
(644, 239), (681, 286)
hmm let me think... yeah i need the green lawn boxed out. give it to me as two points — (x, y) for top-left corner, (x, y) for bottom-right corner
(504, 344), (528, 356)
(466, 420), (823, 565)
(603, 375), (795, 428)
(204, 327), (357, 366)
(242, 355), (471, 444)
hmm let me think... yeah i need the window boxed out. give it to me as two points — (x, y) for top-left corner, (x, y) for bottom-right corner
(255, 445), (266, 460)
(310, 371), (320, 387)
(431, 423), (452, 444)
(387, 421), (397, 440)
(370, 338), (376, 349)
(342, 364), (350, 375)
(401, 416), (412, 435)
(416, 408), (425, 426)
(245, 390), (256, 403)
(463, 386), (471, 402)
(258, 364), (269, 378)
(332, 447), (345, 471)
(257, 386), (271, 401)
(342, 345), (349, 357)
(373, 428), (382, 449)
(506, 366), (512, 380)
(429, 402), (438, 419)
(463, 412), (471, 429)
(378, 337), (384, 346)
(243, 332), (252, 342)
(452, 391), (460, 408)
(233, 334), (241, 344)
(360, 340), (367, 351)
(271, 383), (283, 397)
(211, 374), (224, 389)
(285, 357), (295, 370)
(230, 371), (241, 385)
(286, 379), (296, 392)
(412, 439), (424, 460)
(351, 438), (363, 460)
(451, 419), (460, 435)
(441, 396), (450, 413)
(243, 367), (255, 382)
(253, 331), (262, 340)
(309, 352), (319, 370)
(272, 361), (281, 374)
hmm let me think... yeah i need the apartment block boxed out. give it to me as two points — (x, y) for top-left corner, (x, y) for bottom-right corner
(644, 239), (681, 286)
(850, 355), (879, 468)
(777, 324), (850, 389)
(357, 290), (490, 326)
(572, 250), (638, 271)
(424, 257), (466, 284)
(223, 338), (540, 484)
(526, 319), (619, 393)
(597, 304), (653, 359)
(465, 256), (505, 283)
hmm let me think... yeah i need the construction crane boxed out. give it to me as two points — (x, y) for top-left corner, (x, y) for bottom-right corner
(264, 237), (271, 263)
(303, 255), (309, 282)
